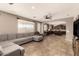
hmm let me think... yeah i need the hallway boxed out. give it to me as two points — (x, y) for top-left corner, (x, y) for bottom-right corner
(21, 34), (74, 56)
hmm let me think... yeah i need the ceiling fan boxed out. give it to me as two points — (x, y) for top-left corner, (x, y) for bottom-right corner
(44, 12), (63, 20)
(44, 13), (52, 19)
(9, 3), (14, 5)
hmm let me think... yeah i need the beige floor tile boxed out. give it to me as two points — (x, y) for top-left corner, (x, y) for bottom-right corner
(21, 34), (74, 56)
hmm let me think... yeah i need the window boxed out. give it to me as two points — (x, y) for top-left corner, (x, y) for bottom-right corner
(37, 23), (41, 33)
(44, 24), (47, 31)
(18, 20), (35, 33)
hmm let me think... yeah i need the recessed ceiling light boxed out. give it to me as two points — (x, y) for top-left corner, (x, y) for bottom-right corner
(32, 6), (35, 9)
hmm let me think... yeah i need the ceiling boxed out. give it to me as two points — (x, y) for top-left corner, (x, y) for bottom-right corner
(0, 3), (79, 25)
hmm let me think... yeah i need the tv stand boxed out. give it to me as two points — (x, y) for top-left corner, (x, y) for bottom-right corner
(73, 37), (79, 56)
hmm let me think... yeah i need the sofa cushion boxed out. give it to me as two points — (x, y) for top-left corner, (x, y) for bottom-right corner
(23, 33), (34, 37)
(9, 37), (33, 45)
(0, 41), (15, 48)
(16, 33), (25, 38)
(23, 33), (28, 37)
(7, 34), (16, 40)
(0, 34), (7, 42)
(32, 35), (43, 41)
(0, 46), (3, 55)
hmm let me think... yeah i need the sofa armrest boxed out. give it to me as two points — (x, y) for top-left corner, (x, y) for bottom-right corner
(0, 41), (25, 56)
(0, 46), (3, 55)
(10, 43), (25, 56)
(2, 44), (24, 56)
(32, 35), (43, 41)
(17, 45), (25, 56)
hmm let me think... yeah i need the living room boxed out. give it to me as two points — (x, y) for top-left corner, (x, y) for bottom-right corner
(0, 3), (78, 56)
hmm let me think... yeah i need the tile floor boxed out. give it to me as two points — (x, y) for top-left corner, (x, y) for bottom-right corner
(21, 34), (74, 56)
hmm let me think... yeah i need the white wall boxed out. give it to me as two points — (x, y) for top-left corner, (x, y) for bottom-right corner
(66, 18), (74, 42)
(0, 12), (17, 34)
(44, 24), (47, 31)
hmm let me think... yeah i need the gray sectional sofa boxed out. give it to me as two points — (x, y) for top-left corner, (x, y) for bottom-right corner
(0, 33), (43, 56)
(0, 41), (24, 56)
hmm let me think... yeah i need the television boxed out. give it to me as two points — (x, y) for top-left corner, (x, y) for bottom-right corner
(74, 19), (79, 37)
